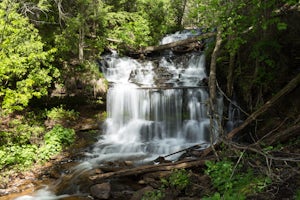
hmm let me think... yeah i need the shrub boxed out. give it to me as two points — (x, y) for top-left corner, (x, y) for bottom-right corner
(38, 125), (75, 161)
(203, 160), (271, 200)
(142, 169), (190, 200)
(46, 106), (79, 121)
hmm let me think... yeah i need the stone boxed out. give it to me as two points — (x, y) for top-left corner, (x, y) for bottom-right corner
(130, 186), (154, 200)
(90, 182), (111, 199)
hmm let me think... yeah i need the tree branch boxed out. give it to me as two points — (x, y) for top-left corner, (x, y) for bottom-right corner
(227, 72), (300, 140)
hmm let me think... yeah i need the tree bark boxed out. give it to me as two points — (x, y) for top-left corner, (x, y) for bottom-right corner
(226, 52), (235, 97)
(208, 28), (222, 146)
(79, 27), (85, 63)
(89, 159), (207, 182)
(263, 123), (300, 145)
(209, 29), (222, 104)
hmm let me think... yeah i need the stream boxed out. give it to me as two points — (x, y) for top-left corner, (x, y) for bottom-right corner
(9, 30), (231, 200)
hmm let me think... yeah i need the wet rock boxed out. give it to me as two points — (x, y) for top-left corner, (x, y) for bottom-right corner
(140, 171), (172, 188)
(185, 174), (212, 197)
(130, 186), (154, 200)
(111, 190), (134, 200)
(90, 182), (111, 199)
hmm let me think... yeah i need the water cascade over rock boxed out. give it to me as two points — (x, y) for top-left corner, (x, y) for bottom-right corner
(89, 30), (223, 164)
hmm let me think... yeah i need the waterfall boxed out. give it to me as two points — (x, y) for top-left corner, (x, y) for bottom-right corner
(87, 32), (223, 164)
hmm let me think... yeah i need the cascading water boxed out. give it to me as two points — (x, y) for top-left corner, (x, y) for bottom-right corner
(86, 31), (223, 164)
(13, 30), (223, 199)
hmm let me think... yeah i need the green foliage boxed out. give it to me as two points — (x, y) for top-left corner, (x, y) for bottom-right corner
(105, 0), (179, 49)
(142, 169), (190, 200)
(46, 105), (79, 121)
(204, 160), (272, 199)
(0, 118), (45, 147)
(108, 12), (151, 48)
(161, 169), (190, 191)
(0, 0), (58, 113)
(296, 189), (300, 200)
(0, 113), (75, 171)
(54, 0), (107, 59)
(138, 0), (173, 43)
(142, 189), (165, 200)
(0, 144), (38, 170)
(38, 125), (75, 160)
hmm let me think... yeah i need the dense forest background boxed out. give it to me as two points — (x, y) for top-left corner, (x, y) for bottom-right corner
(0, 0), (299, 199)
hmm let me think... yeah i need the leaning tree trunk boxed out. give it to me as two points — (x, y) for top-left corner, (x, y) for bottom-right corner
(199, 72), (300, 158)
(209, 29), (222, 104)
(227, 72), (300, 140)
(208, 28), (222, 150)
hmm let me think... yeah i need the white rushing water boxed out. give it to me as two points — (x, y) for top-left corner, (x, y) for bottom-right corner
(85, 31), (223, 165)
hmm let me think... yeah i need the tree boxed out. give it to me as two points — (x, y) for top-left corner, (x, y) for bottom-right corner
(54, 0), (107, 62)
(0, 0), (58, 113)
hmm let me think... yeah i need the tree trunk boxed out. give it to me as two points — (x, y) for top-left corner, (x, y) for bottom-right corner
(209, 29), (222, 104)
(263, 123), (300, 145)
(208, 28), (222, 145)
(227, 72), (300, 139)
(177, 0), (188, 27)
(226, 52), (235, 97)
(200, 72), (300, 158)
(79, 27), (84, 63)
(89, 159), (207, 182)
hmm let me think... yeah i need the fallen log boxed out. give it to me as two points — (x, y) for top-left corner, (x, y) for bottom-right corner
(263, 123), (300, 145)
(139, 32), (216, 54)
(89, 159), (207, 182)
(227, 72), (300, 140)
(200, 72), (300, 158)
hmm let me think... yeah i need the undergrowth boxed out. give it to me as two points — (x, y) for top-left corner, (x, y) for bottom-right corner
(203, 159), (271, 200)
(142, 169), (190, 200)
(0, 106), (77, 185)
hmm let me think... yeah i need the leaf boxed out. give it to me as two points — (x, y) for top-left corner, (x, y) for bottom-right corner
(277, 22), (287, 31)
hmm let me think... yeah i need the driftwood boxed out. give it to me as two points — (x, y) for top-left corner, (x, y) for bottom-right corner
(139, 32), (216, 54)
(89, 159), (207, 182)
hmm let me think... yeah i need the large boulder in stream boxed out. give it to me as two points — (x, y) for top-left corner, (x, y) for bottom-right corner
(90, 182), (111, 199)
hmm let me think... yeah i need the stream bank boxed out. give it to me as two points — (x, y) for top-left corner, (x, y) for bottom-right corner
(0, 104), (104, 199)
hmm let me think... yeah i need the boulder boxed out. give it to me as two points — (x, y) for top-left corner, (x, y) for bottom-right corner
(130, 186), (154, 200)
(90, 182), (111, 199)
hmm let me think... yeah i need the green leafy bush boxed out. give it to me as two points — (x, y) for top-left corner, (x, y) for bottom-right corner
(142, 169), (190, 200)
(0, 0), (58, 114)
(0, 123), (75, 170)
(38, 125), (75, 161)
(204, 160), (271, 200)
(161, 169), (190, 191)
(0, 144), (38, 170)
(46, 106), (79, 121)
